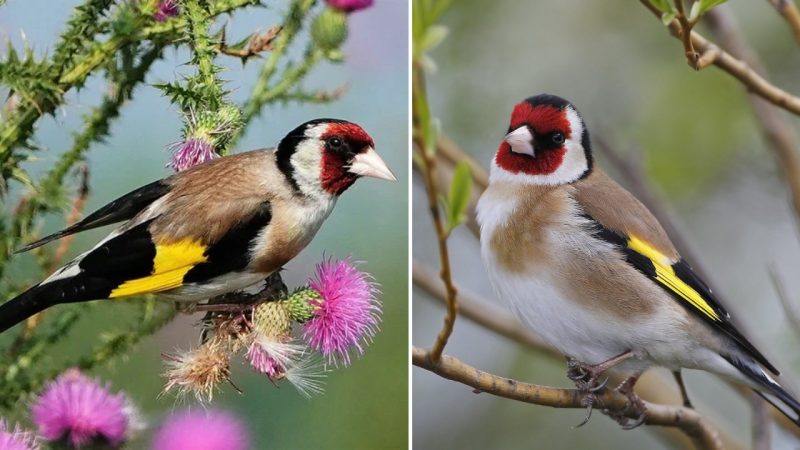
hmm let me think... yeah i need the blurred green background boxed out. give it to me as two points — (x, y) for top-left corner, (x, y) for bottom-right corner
(0, 1), (408, 448)
(413, 1), (800, 449)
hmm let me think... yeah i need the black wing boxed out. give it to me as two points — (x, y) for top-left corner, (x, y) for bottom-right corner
(16, 179), (171, 253)
(583, 214), (779, 374)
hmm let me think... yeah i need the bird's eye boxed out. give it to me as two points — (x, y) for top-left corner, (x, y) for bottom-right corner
(327, 137), (343, 150)
(551, 132), (565, 145)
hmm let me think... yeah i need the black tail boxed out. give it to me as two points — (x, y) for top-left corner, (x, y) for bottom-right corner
(725, 354), (800, 426)
(0, 284), (60, 333)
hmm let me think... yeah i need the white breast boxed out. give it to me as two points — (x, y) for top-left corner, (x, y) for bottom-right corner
(476, 184), (687, 373)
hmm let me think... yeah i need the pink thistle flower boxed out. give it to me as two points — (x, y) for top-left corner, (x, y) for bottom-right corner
(325, 0), (373, 13)
(303, 258), (381, 366)
(0, 421), (39, 450)
(153, 0), (179, 22)
(246, 337), (303, 380)
(31, 369), (131, 448)
(152, 409), (249, 450)
(167, 138), (218, 172)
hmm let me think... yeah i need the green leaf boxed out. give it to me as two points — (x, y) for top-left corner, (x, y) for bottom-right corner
(421, 25), (449, 53)
(445, 161), (473, 234)
(650, 0), (674, 13)
(661, 11), (677, 26)
(698, 0), (728, 15)
(688, 1), (702, 22)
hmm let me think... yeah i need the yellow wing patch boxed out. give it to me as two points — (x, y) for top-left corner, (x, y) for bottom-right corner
(109, 239), (208, 298)
(627, 236), (720, 321)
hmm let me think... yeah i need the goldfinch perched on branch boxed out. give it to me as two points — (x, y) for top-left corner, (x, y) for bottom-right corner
(0, 118), (396, 333)
(476, 94), (800, 427)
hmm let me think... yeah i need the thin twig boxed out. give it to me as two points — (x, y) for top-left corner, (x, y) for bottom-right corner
(767, 0), (800, 45)
(414, 69), (458, 364)
(767, 263), (800, 339)
(673, 0), (700, 68)
(702, 5), (800, 232)
(413, 347), (724, 450)
(640, 0), (800, 115)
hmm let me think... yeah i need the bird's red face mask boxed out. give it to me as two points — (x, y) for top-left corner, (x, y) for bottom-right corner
(493, 99), (591, 185)
(319, 122), (396, 196)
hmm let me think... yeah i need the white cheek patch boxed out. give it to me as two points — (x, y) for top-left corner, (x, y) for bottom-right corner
(291, 139), (324, 195)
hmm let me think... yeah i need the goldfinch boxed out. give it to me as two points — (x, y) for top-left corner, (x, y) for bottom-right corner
(476, 94), (800, 426)
(0, 118), (396, 332)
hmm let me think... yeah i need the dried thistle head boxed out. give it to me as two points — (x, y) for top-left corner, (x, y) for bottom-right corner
(203, 313), (251, 353)
(163, 338), (231, 402)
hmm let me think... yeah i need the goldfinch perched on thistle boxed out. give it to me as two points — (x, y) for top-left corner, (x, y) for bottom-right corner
(476, 94), (800, 427)
(0, 118), (395, 333)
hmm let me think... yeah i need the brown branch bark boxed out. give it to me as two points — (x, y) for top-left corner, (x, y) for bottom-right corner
(413, 347), (725, 450)
(640, 0), (800, 115)
(767, 0), (800, 45)
(413, 68), (458, 364)
(413, 260), (748, 450)
(701, 5), (800, 231)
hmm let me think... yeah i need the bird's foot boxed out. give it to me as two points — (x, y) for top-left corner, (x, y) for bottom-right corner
(567, 357), (610, 428)
(574, 391), (596, 428)
(566, 357), (609, 393)
(606, 376), (647, 430)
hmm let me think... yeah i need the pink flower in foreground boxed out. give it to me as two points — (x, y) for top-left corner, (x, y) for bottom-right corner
(152, 410), (249, 450)
(303, 258), (381, 366)
(325, 0), (373, 12)
(167, 138), (217, 172)
(154, 0), (179, 21)
(31, 369), (130, 448)
(0, 421), (38, 450)
(246, 338), (302, 380)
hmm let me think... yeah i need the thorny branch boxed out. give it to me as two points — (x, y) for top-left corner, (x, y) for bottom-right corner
(413, 347), (725, 450)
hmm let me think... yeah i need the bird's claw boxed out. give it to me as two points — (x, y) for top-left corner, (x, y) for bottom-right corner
(589, 377), (608, 392)
(574, 393), (595, 428)
(566, 358), (607, 393)
(607, 386), (647, 430)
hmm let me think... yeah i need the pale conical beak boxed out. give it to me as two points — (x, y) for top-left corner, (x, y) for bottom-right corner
(504, 126), (535, 157)
(349, 147), (397, 181)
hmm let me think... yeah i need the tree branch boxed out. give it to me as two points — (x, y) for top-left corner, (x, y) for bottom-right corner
(767, 0), (800, 46)
(701, 5), (800, 231)
(413, 347), (725, 450)
(640, 0), (800, 115)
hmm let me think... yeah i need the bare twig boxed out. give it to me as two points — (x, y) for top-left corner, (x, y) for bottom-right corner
(640, 0), (800, 115)
(413, 347), (725, 450)
(767, 0), (800, 45)
(414, 68), (459, 364)
(767, 263), (800, 339)
(702, 6), (800, 230)
(218, 25), (282, 60)
(673, 0), (700, 68)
